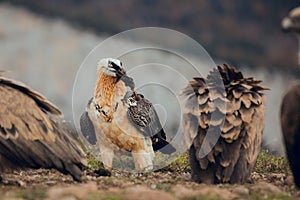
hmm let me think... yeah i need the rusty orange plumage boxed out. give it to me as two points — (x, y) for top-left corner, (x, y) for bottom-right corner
(81, 58), (155, 171)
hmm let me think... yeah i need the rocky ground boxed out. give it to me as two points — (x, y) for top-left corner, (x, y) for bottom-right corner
(0, 3), (299, 200)
(0, 164), (299, 200)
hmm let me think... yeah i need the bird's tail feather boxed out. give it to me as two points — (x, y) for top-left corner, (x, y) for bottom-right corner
(0, 122), (87, 182)
(44, 123), (87, 181)
(151, 136), (176, 154)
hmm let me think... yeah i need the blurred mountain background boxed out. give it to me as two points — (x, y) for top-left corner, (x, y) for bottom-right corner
(1, 0), (298, 71)
(0, 1), (299, 154)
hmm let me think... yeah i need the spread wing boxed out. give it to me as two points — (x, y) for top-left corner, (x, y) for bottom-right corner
(127, 96), (176, 154)
(0, 76), (87, 181)
(80, 98), (97, 145)
(181, 64), (267, 184)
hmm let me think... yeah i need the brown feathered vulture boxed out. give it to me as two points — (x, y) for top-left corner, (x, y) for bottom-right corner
(281, 7), (300, 188)
(282, 7), (300, 34)
(0, 74), (87, 182)
(280, 84), (300, 188)
(181, 64), (268, 184)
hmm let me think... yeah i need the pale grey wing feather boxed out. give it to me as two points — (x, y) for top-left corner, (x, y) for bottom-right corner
(146, 108), (166, 139)
(80, 111), (97, 145)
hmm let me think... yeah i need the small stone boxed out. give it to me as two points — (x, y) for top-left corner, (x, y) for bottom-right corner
(60, 196), (77, 200)
(171, 185), (198, 199)
(274, 180), (282, 186)
(250, 182), (282, 195)
(285, 175), (295, 186)
(150, 183), (157, 189)
(231, 186), (249, 196)
(124, 186), (175, 200)
(171, 184), (237, 200)
(178, 173), (191, 181)
(250, 172), (261, 182)
(46, 181), (57, 186)
(47, 182), (98, 199)
(17, 180), (26, 187)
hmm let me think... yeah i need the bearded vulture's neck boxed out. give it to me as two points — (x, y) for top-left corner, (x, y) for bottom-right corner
(94, 71), (117, 106)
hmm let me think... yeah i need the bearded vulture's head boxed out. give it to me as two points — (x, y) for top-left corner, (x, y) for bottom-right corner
(97, 58), (126, 78)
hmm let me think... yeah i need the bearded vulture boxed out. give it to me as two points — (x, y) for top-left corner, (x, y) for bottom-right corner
(0, 74), (87, 182)
(80, 58), (175, 172)
(281, 7), (300, 188)
(181, 64), (268, 184)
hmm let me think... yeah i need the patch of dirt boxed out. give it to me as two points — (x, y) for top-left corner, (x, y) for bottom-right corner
(1, 169), (300, 200)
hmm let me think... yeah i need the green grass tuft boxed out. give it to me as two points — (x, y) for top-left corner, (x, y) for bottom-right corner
(87, 151), (105, 170)
(160, 152), (190, 173)
(254, 150), (290, 174)
(156, 183), (172, 191)
(112, 154), (135, 171)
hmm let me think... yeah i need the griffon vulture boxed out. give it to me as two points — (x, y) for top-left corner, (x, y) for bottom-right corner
(181, 64), (267, 184)
(281, 6), (300, 188)
(0, 74), (87, 182)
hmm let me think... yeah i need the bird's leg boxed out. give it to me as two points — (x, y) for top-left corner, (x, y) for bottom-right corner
(100, 149), (114, 171)
(132, 151), (153, 172)
(98, 139), (115, 171)
(132, 138), (154, 172)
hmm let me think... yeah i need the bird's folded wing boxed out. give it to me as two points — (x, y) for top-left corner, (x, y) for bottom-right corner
(0, 76), (86, 181)
(0, 76), (62, 116)
(127, 97), (176, 154)
(127, 98), (165, 138)
(80, 111), (97, 145)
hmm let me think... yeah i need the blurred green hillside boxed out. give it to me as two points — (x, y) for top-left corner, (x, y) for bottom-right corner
(2, 0), (299, 71)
